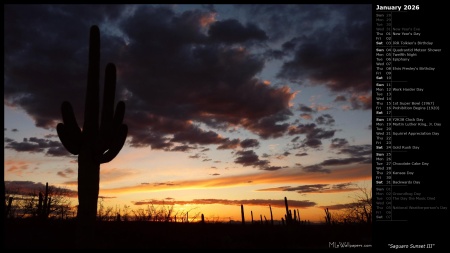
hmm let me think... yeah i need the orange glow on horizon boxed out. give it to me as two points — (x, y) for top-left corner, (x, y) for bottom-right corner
(99, 164), (371, 195)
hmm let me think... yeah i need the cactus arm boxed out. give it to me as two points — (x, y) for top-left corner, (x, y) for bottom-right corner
(83, 25), (100, 138)
(98, 100), (127, 163)
(96, 62), (128, 163)
(99, 124), (127, 164)
(100, 63), (116, 127)
(57, 101), (81, 155)
(97, 63), (117, 155)
(113, 101), (126, 128)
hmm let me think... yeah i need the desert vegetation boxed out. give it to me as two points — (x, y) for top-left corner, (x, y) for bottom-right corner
(4, 184), (372, 249)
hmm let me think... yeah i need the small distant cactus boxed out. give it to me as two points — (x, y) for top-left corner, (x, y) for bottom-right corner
(269, 205), (274, 226)
(284, 196), (293, 225)
(37, 182), (51, 219)
(241, 204), (245, 225)
(324, 208), (332, 224)
(5, 197), (13, 218)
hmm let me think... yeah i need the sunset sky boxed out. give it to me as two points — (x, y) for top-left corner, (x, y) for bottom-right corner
(4, 4), (372, 222)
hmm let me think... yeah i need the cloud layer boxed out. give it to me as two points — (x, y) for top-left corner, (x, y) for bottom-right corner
(5, 4), (371, 155)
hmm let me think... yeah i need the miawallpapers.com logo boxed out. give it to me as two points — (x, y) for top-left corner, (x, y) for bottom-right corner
(329, 241), (372, 248)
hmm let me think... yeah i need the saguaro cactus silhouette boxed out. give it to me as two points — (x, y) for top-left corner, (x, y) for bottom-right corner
(56, 25), (127, 235)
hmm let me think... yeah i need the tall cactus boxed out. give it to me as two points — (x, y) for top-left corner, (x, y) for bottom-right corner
(241, 204), (245, 225)
(284, 196), (292, 225)
(269, 205), (273, 226)
(324, 208), (332, 225)
(56, 25), (127, 241)
(37, 182), (51, 219)
(5, 197), (13, 218)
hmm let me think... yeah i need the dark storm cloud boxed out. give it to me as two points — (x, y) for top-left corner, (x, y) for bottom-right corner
(298, 104), (314, 113)
(170, 145), (194, 152)
(5, 138), (44, 153)
(258, 183), (357, 194)
(334, 93), (372, 110)
(5, 136), (71, 157)
(275, 5), (371, 96)
(338, 144), (372, 157)
(302, 164), (331, 174)
(240, 109), (293, 139)
(234, 150), (269, 168)
(300, 113), (313, 120)
(302, 156), (372, 173)
(330, 138), (372, 157)
(5, 5), (297, 153)
(332, 182), (355, 190)
(119, 6), (295, 143)
(349, 94), (372, 110)
(134, 198), (316, 208)
(235, 4), (334, 43)
(321, 157), (368, 166)
(172, 126), (223, 145)
(263, 166), (284, 171)
(302, 141), (371, 174)
(46, 146), (72, 157)
(297, 104), (316, 121)
(57, 168), (75, 178)
(288, 184), (331, 193)
(128, 130), (173, 150)
(334, 95), (347, 102)
(315, 114), (335, 126)
(235, 4), (371, 98)
(330, 138), (349, 149)
(288, 123), (335, 148)
(217, 138), (240, 150)
(303, 138), (322, 148)
(5, 181), (45, 194)
(288, 123), (335, 139)
(44, 133), (58, 138)
(240, 138), (260, 149)
(5, 180), (77, 196)
(233, 149), (285, 171)
(5, 4), (371, 172)
(4, 4), (127, 129)
(208, 19), (268, 43)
